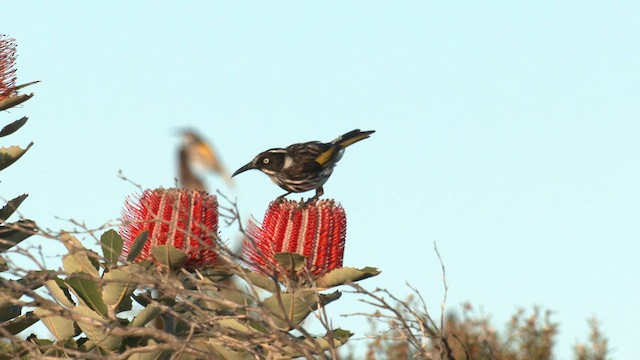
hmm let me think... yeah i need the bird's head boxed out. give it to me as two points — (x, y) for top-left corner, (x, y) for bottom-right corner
(232, 149), (287, 177)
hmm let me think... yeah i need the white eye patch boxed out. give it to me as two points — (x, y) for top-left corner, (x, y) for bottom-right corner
(263, 158), (270, 164)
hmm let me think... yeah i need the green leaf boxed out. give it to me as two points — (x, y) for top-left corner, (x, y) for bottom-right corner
(129, 304), (161, 328)
(0, 220), (36, 252)
(60, 233), (99, 277)
(282, 328), (352, 357)
(0, 302), (20, 322)
(242, 270), (279, 293)
(0, 194), (28, 223)
(102, 268), (135, 312)
(0, 311), (38, 335)
(0, 143), (33, 172)
(126, 341), (172, 360)
(66, 277), (108, 318)
(0, 117), (28, 137)
(45, 278), (76, 308)
(274, 252), (307, 272)
(150, 244), (187, 270)
(74, 306), (122, 351)
(0, 94), (33, 111)
(262, 290), (341, 329)
(315, 266), (381, 289)
(34, 308), (78, 340)
(100, 230), (122, 266)
(127, 230), (148, 262)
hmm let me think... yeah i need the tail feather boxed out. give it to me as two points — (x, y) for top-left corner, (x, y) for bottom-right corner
(332, 129), (375, 148)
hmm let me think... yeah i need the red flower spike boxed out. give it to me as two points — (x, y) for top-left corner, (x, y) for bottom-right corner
(244, 199), (347, 277)
(0, 35), (18, 101)
(120, 188), (219, 269)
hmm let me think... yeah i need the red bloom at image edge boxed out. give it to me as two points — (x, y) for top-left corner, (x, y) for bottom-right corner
(243, 199), (347, 277)
(0, 35), (18, 100)
(120, 188), (219, 269)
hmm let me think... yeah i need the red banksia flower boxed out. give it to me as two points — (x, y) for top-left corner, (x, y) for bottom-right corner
(244, 199), (347, 277)
(0, 35), (18, 100)
(120, 188), (219, 269)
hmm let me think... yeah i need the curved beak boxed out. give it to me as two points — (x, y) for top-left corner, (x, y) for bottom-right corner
(232, 162), (255, 177)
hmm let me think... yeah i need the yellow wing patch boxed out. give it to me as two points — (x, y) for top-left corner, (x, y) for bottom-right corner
(315, 147), (336, 166)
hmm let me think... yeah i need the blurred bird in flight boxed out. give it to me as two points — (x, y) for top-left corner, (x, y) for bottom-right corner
(178, 130), (234, 191)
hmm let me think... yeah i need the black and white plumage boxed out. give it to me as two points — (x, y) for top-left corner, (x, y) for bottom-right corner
(232, 129), (374, 203)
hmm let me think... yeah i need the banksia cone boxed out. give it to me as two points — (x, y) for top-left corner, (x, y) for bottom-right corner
(0, 35), (17, 100)
(244, 199), (346, 277)
(120, 188), (219, 269)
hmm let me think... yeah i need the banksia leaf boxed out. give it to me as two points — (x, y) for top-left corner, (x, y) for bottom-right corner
(0, 311), (38, 335)
(66, 278), (108, 318)
(282, 328), (353, 357)
(60, 233), (99, 277)
(120, 188), (219, 269)
(150, 244), (187, 270)
(102, 267), (135, 312)
(0, 219), (36, 252)
(0, 193), (28, 222)
(126, 230), (148, 262)
(74, 306), (122, 351)
(315, 266), (380, 289)
(45, 278), (75, 308)
(0, 116), (27, 137)
(100, 229), (123, 266)
(129, 304), (161, 328)
(244, 200), (346, 277)
(0, 143), (32, 172)
(262, 290), (341, 329)
(34, 308), (78, 340)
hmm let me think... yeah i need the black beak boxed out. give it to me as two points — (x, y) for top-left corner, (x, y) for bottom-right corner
(232, 162), (255, 177)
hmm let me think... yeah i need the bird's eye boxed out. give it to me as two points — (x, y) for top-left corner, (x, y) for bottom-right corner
(263, 158), (270, 164)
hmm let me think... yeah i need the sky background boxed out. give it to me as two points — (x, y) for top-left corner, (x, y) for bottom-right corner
(3, 2), (639, 358)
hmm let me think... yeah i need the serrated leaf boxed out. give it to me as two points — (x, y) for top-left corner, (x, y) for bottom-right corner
(129, 304), (161, 328)
(0, 117), (28, 138)
(0, 143), (33, 171)
(127, 230), (148, 262)
(100, 230), (122, 266)
(150, 244), (187, 270)
(0, 94), (33, 111)
(0, 194), (28, 223)
(0, 302), (20, 322)
(0, 219), (36, 252)
(45, 278), (76, 308)
(66, 278), (108, 318)
(315, 266), (381, 289)
(274, 252), (307, 272)
(262, 290), (341, 329)
(34, 308), (78, 340)
(0, 311), (38, 335)
(102, 268), (134, 312)
(74, 306), (122, 351)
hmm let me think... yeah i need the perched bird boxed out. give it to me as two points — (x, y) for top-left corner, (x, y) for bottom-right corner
(232, 129), (375, 203)
(178, 130), (234, 190)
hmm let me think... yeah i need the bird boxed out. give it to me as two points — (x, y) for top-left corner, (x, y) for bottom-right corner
(232, 129), (375, 204)
(178, 130), (234, 190)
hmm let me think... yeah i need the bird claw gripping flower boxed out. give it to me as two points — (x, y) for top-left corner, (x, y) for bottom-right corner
(243, 199), (347, 279)
(232, 129), (374, 204)
(119, 188), (219, 270)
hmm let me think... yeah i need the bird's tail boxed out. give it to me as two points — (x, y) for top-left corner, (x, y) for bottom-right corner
(331, 129), (375, 148)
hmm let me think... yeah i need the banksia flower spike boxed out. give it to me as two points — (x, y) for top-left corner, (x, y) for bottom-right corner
(120, 188), (219, 269)
(244, 199), (347, 277)
(0, 35), (17, 101)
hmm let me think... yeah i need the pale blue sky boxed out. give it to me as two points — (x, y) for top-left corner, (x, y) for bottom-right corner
(4, 2), (639, 358)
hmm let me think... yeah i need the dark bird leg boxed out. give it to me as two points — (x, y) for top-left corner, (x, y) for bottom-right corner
(276, 191), (292, 202)
(303, 187), (324, 206)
